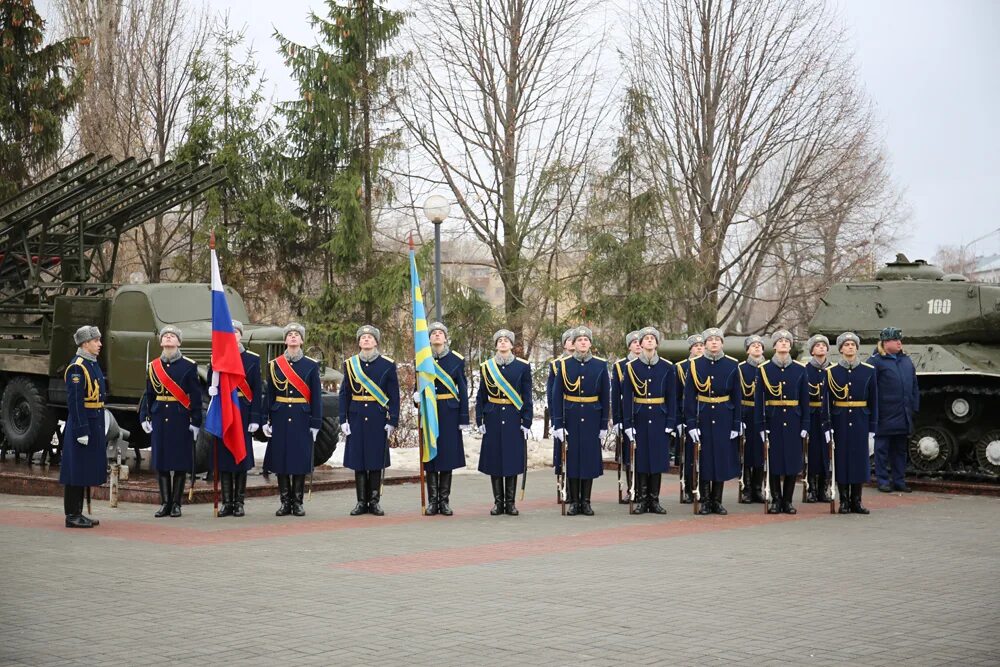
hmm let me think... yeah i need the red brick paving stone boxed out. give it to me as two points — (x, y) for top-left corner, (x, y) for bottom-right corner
(333, 493), (937, 574)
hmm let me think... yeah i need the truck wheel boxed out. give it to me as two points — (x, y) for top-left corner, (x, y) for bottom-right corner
(314, 417), (339, 466)
(1, 376), (57, 454)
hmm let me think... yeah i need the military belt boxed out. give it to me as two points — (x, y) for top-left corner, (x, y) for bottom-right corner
(696, 395), (729, 404)
(436, 393), (456, 400)
(488, 397), (513, 405)
(83, 401), (104, 409)
(634, 397), (664, 405)
(278, 397), (308, 404)
(156, 396), (179, 402)
(765, 400), (798, 407)
(565, 395), (599, 403)
(741, 400), (754, 407)
(833, 401), (867, 408)
(809, 401), (822, 408)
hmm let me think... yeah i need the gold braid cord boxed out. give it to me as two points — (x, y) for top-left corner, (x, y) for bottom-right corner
(758, 364), (783, 398)
(739, 366), (756, 400)
(559, 358), (582, 393)
(269, 360), (290, 392)
(826, 368), (850, 401)
(481, 362), (502, 398)
(689, 359), (712, 394)
(626, 361), (649, 397)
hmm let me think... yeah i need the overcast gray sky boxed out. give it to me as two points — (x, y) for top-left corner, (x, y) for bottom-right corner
(41, 0), (1000, 263)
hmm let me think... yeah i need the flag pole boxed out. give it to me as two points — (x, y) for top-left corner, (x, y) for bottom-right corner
(209, 230), (220, 516)
(411, 235), (428, 516)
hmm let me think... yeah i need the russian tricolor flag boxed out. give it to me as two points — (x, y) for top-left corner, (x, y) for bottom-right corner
(204, 236), (247, 464)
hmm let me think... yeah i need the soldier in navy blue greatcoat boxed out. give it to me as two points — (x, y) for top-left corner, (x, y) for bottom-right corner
(829, 332), (878, 514)
(754, 329), (811, 515)
(738, 335), (767, 503)
(676, 334), (705, 504)
(622, 327), (677, 515)
(804, 334), (833, 503)
(60, 325), (108, 528)
(551, 326), (610, 516)
(685, 328), (741, 515)
(264, 323), (323, 517)
(611, 330), (640, 504)
(546, 329), (575, 489)
(207, 320), (262, 517)
(140, 325), (202, 518)
(867, 327), (919, 493)
(420, 321), (468, 516)
(476, 329), (533, 516)
(340, 324), (399, 516)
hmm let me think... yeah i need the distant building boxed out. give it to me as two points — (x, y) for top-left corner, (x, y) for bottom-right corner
(968, 253), (1000, 283)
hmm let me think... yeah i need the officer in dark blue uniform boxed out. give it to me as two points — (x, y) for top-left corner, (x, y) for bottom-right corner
(207, 320), (261, 517)
(60, 325), (108, 528)
(264, 323), (323, 517)
(421, 321), (468, 516)
(547, 328), (575, 487)
(476, 329), (533, 516)
(141, 325), (202, 518)
(611, 330), (640, 504)
(804, 334), (833, 503)
(828, 332), (878, 514)
(755, 329), (810, 515)
(622, 327), (677, 514)
(676, 334), (705, 504)
(552, 326), (610, 516)
(738, 335), (766, 503)
(340, 324), (399, 516)
(867, 327), (918, 493)
(685, 328), (740, 515)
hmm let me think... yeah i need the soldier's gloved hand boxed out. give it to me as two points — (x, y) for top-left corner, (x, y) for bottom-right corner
(625, 427), (636, 441)
(729, 431), (739, 440)
(611, 423), (622, 435)
(248, 422), (260, 433)
(262, 423), (273, 438)
(689, 428), (700, 443)
(384, 425), (395, 437)
(552, 428), (566, 442)
(521, 426), (531, 440)
(412, 391), (421, 405)
(208, 385), (218, 397)
(825, 430), (832, 444)
(868, 432), (875, 456)
(599, 429), (608, 440)
(665, 427), (674, 435)
(77, 435), (89, 446)
(340, 423), (351, 436)
(141, 420), (153, 434)
(800, 430), (808, 439)
(310, 427), (319, 442)
(477, 424), (486, 435)
(189, 425), (200, 440)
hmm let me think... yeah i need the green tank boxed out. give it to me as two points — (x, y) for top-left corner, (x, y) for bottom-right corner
(809, 254), (1000, 478)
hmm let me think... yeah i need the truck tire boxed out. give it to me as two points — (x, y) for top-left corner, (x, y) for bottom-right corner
(1, 376), (57, 454)
(313, 416), (339, 466)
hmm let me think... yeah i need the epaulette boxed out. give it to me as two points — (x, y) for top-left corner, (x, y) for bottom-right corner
(517, 357), (529, 364)
(549, 358), (558, 369)
(738, 360), (747, 366)
(860, 361), (874, 369)
(382, 355), (394, 363)
(725, 355), (738, 362)
(244, 349), (260, 356)
(593, 355), (606, 362)
(305, 355), (318, 362)
(452, 351), (464, 360)
(794, 360), (807, 366)
(183, 356), (196, 364)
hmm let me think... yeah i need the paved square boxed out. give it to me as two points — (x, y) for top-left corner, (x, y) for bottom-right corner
(1, 474), (997, 666)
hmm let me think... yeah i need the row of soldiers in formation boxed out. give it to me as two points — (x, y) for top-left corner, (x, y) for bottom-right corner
(56, 319), (883, 527)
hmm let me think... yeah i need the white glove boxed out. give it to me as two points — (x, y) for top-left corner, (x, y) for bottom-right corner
(612, 423), (622, 434)
(868, 433), (875, 456)
(340, 423), (351, 436)
(760, 431), (766, 442)
(800, 430), (808, 439)
(825, 430), (832, 444)
(208, 385), (218, 396)
(189, 425), (200, 440)
(552, 428), (566, 442)
(625, 427), (636, 441)
(599, 429), (608, 440)
(385, 425), (395, 437)
(741, 421), (747, 435)
(141, 420), (153, 434)
(248, 422), (260, 433)
(729, 431), (739, 440)
(77, 435), (89, 446)
(478, 424), (486, 435)
(521, 426), (531, 439)
(310, 427), (319, 442)
(665, 427), (674, 435)
(412, 391), (420, 405)
(262, 423), (273, 438)
(689, 428), (700, 443)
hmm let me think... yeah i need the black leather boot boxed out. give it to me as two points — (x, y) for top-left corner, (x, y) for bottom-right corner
(768, 475), (782, 514)
(804, 475), (818, 503)
(425, 471), (440, 516)
(350, 471), (368, 515)
(233, 471), (247, 517)
(218, 472), (234, 517)
(64, 486), (92, 528)
(438, 472), (454, 516)
(739, 467), (752, 503)
(838, 484), (851, 514)
(697, 481), (713, 514)
(619, 466), (632, 504)
(504, 475), (519, 516)
(631, 473), (648, 514)
(154, 471), (172, 518)
(782, 476), (796, 514)
(816, 473), (831, 502)
(291, 475), (306, 516)
(368, 470), (384, 516)
(580, 479), (594, 516)
(490, 476), (505, 515)
(850, 483), (869, 514)
(648, 474), (667, 514)
(566, 477), (580, 515)
(275, 475), (292, 516)
(712, 481), (727, 515)
(170, 472), (186, 517)
(751, 468), (766, 503)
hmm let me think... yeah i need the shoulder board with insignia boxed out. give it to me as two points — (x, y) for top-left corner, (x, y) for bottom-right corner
(74, 356), (84, 365)
(738, 360), (747, 367)
(593, 355), (606, 362)
(452, 351), (464, 360)
(860, 362), (874, 369)
(794, 360), (807, 366)
(245, 350), (260, 356)
(517, 357), (529, 364)
(725, 355), (738, 362)
(382, 356), (394, 363)
(305, 355), (317, 362)
(183, 356), (196, 364)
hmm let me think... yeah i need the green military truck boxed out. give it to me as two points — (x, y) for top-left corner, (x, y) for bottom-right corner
(0, 155), (340, 468)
